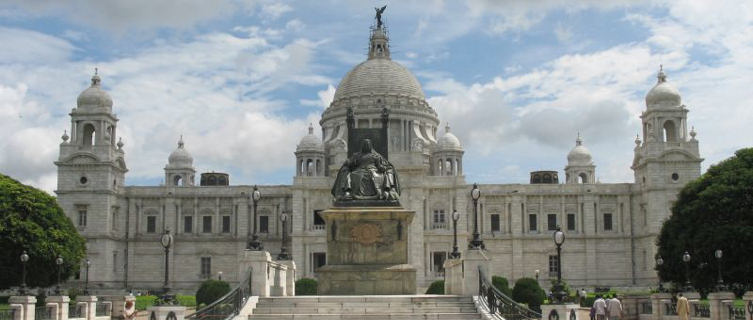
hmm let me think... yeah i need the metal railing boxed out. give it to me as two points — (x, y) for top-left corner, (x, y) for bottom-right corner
(478, 266), (542, 320)
(641, 302), (653, 314)
(664, 303), (678, 315)
(728, 305), (745, 320)
(693, 304), (710, 318)
(96, 303), (111, 317)
(35, 306), (52, 320)
(185, 269), (252, 320)
(0, 309), (15, 320)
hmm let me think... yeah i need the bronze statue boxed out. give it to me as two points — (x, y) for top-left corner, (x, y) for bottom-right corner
(332, 139), (400, 203)
(375, 5), (386, 28)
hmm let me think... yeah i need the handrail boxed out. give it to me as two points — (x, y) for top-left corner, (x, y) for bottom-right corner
(478, 266), (542, 320)
(185, 269), (252, 320)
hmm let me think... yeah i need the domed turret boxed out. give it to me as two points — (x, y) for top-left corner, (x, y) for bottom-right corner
(167, 136), (193, 168)
(295, 124), (325, 177)
(436, 123), (463, 151)
(565, 133), (596, 184)
(432, 123), (464, 176)
(567, 134), (593, 166)
(165, 136), (195, 186)
(77, 69), (113, 111)
(296, 124), (324, 152)
(645, 66), (681, 109)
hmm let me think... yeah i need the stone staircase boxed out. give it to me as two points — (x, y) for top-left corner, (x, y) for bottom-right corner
(248, 295), (483, 320)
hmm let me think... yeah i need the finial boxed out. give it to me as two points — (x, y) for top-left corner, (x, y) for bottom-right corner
(374, 5), (387, 29)
(117, 137), (124, 149)
(178, 135), (184, 148)
(445, 122), (451, 133)
(576, 132), (582, 146)
(62, 130), (69, 142)
(91, 67), (101, 86)
(308, 123), (314, 134)
(95, 67), (98, 76)
(690, 126), (697, 140)
(657, 64), (667, 83)
(635, 133), (641, 146)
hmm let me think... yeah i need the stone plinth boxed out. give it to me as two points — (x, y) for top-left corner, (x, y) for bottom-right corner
(443, 258), (463, 295)
(146, 306), (186, 320)
(9, 296), (36, 320)
(463, 249), (490, 296)
(99, 295), (135, 320)
(541, 304), (582, 320)
(317, 206), (416, 295)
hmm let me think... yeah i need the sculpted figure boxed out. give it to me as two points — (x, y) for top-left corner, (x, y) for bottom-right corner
(332, 139), (400, 202)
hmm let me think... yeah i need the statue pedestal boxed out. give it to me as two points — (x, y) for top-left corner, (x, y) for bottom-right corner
(317, 206), (416, 295)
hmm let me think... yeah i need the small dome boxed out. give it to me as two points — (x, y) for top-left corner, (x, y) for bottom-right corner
(167, 136), (193, 168)
(645, 66), (681, 109)
(77, 70), (113, 110)
(296, 124), (324, 152)
(567, 134), (593, 166)
(436, 124), (462, 151)
(332, 58), (425, 103)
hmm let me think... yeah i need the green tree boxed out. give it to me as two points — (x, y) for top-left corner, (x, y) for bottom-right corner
(492, 276), (512, 297)
(195, 279), (230, 306)
(0, 173), (86, 290)
(512, 277), (545, 311)
(657, 148), (753, 294)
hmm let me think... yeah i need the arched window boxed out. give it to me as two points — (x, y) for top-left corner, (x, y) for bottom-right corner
(445, 159), (453, 176)
(436, 160), (443, 176)
(83, 123), (96, 146)
(543, 173), (552, 184)
(173, 175), (183, 186)
(578, 173), (588, 184)
(307, 159), (314, 176)
(316, 159), (321, 176)
(663, 120), (677, 142)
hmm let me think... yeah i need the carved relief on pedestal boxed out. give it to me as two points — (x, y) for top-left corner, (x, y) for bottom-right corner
(350, 223), (382, 245)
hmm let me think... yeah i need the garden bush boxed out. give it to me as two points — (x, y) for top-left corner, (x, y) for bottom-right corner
(295, 278), (318, 295)
(196, 280), (231, 306)
(425, 280), (444, 294)
(492, 276), (512, 297)
(512, 277), (545, 312)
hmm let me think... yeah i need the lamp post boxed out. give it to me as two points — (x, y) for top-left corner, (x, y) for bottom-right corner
(248, 185), (263, 250)
(468, 183), (484, 249)
(656, 255), (664, 292)
(218, 271), (223, 281)
(450, 210), (461, 259)
(277, 212), (291, 260)
(84, 259), (91, 295)
(535, 269), (540, 283)
(160, 229), (173, 300)
(682, 251), (693, 291)
(715, 249), (724, 291)
(552, 227), (566, 303)
(19, 251), (29, 295)
(55, 256), (64, 295)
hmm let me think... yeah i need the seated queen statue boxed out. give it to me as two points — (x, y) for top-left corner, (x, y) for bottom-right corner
(331, 139), (400, 204)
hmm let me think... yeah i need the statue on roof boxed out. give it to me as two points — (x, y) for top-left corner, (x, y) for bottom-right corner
(331, 138), (400, 205)
(375, 5), (387, 28)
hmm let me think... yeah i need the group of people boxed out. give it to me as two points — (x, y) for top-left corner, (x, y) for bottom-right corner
(591, 294), (623, 320)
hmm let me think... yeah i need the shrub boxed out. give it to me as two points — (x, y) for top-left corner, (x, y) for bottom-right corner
(425, 280), (444, 294)
(176, 295), (196, 307)
(196, 280), (231, 306)
(134, 296), (157, 310)
(492, 276), (512, 297)
(295, 278), (318, 295)
(512, 277), (545, 311)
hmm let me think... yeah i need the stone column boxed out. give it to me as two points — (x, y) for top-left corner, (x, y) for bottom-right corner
(8, 296), (36, 320)
(620, 295), (640, 320)
(708, 292), (734, 320)
(278, 260), (297, 296)
(239, 250), (272, 297)
(463, 249), (490, 297)
(75, 296), (97, 320)
(743, 292), (753, 320)
(651, 293), (671, 320)
(443, 258), (463, 295)
(98, 295), (135, 320)
(46, 296), (70, 320)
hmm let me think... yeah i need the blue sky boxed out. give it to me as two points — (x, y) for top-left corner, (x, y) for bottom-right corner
(1, 0), (752, 193)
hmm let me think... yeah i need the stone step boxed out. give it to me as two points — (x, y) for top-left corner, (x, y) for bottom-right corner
(257, 296), (472, 304)
(249, 313), (482, 320)
(254, 302), (475, 308)
(253, 306), (479, 314)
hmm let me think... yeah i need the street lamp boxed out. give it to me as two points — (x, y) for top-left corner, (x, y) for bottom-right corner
(715, 249), (724, 291)
(682, 251), (693, 291)
(656, 255), (665, 292)
(450, 210), (461, 259)
(248, 185), (264, 250)
(468, 183), (484, 249)
(55, 256), (64, 295)
(552, 227), (566, 303)
(160, 229), (173, 300)
(277, 212), (291, 260)
(218, 271), (223, 281)
(535, 269), (540, 282)
(84, 259), (91, 295)
(19, 251), (29, 295)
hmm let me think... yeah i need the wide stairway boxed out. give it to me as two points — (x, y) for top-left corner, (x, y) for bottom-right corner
(248, 295), (483, 320)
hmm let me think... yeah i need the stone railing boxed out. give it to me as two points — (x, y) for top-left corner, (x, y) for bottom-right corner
(239, 250), (296, 297)
(5, 295), (128, 320)
(431, 222), (448, 230)
(311, 224), (325, 231)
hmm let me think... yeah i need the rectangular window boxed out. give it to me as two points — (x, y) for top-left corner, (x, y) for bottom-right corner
(604, 213), (613, 231)
(111, 208), (118, 231)
(313, 210), (325, 230)
(547, 214), (557, 231)
(432, 210), (446, 229)
(432, 252), (447, 275)
(222, 215), (231, 233)
(567, 213), (576, 231)
(528, 214), (537, 231)
(78, 209), (87, 227)
(490, 214), (500, 232)
(313, 252), (326, 271)
(146, 216), (156, 233)
(202, 216), (212, 233)
(549, 255), (559, 277)
(113, 251), (118, 273)
(259, 216), (269, 233)
(200, 257), (211, 279)
(184, 216), (193, 233)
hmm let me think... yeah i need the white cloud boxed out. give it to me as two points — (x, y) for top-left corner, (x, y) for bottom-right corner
(300, 84), (336, 109)
(0, 27), (76, 63)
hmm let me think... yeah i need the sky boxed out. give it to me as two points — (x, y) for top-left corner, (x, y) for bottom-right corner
(1, 0), (752, 194)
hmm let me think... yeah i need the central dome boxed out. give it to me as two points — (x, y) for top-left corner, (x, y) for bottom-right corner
(333, 58), (425, 102)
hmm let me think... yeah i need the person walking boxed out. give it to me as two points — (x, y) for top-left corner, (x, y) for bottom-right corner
(607, 295), (623, 320)
(677, 293), (690, 320)
(593, 295), (607, 320)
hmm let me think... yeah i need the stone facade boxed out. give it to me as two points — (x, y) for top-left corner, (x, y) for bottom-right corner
(55, 25), (702, 293)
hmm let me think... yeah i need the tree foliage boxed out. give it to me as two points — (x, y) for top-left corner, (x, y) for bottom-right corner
(0, 173), (86, 290)
(492, 276), (512, 297)
(657, 148), (753, 294)
(195, 279), (230, 306)
(512, 277), (545, 311)
(425, 280), (444, 294)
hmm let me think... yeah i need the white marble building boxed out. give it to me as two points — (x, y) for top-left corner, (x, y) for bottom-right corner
(55, 25), (702, 293)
